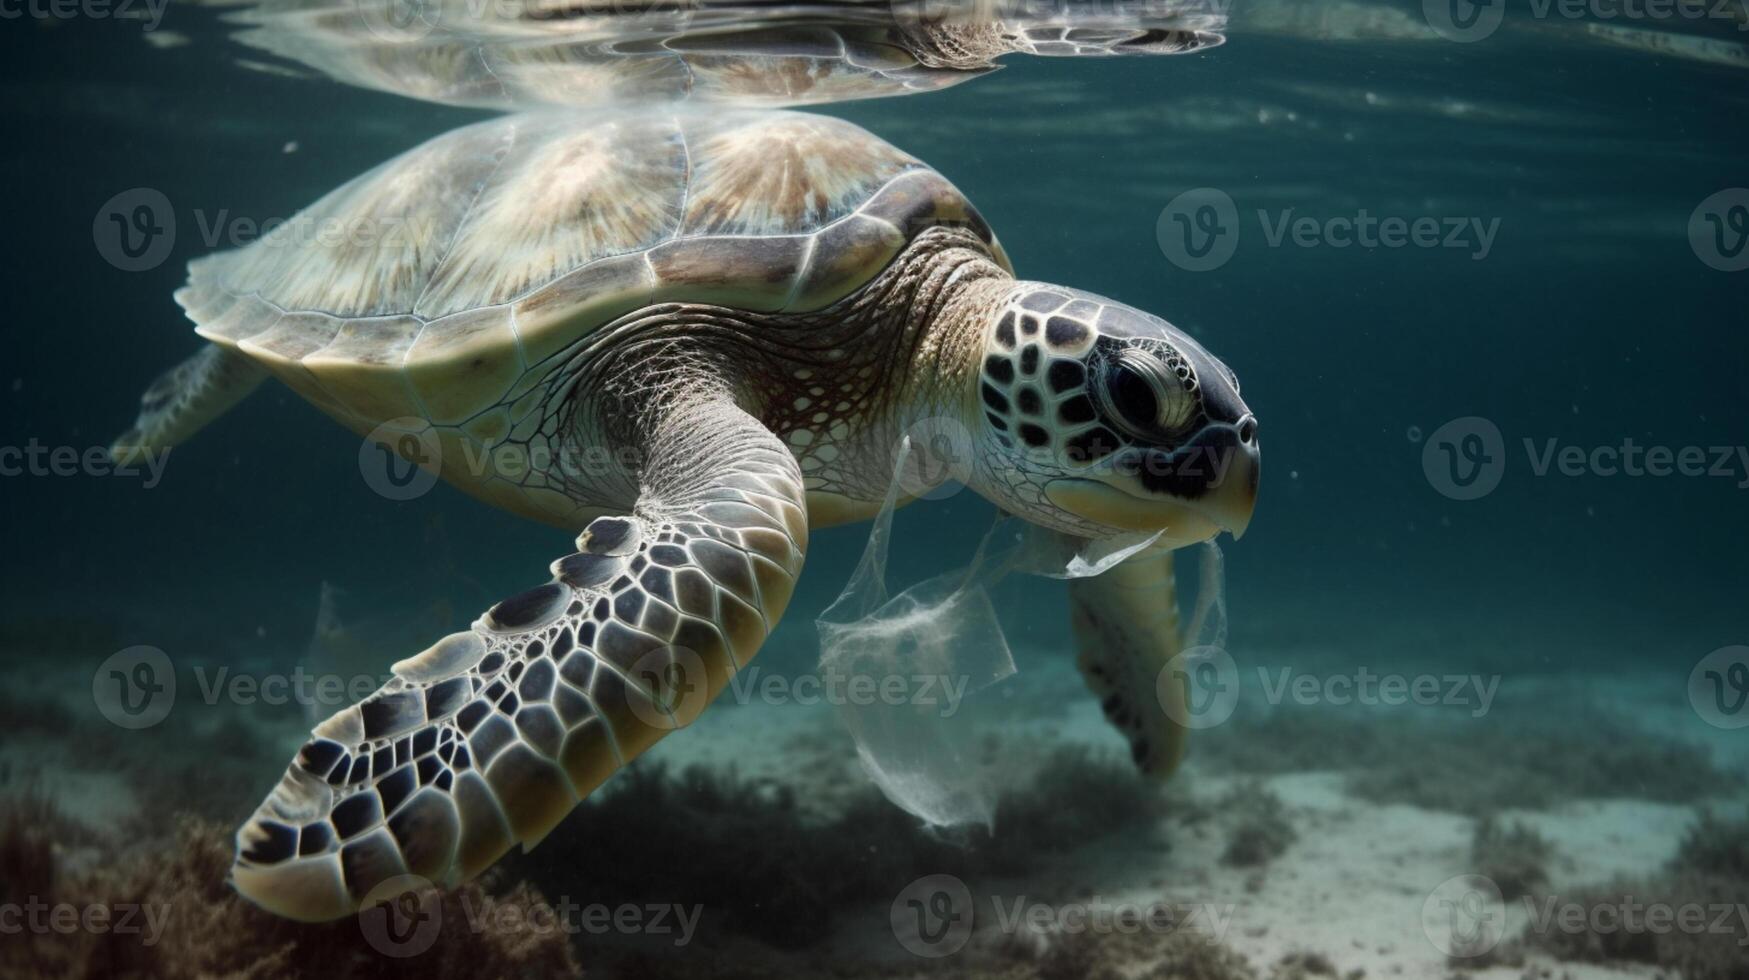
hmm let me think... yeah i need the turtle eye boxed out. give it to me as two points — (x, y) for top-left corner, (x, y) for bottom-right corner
(1105, 361), (1159, 433)
(1098, 349), (1197, 440)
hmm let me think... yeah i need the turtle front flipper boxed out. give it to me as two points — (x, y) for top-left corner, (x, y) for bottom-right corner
(233, 394), (807, 921)
(108, 343), (267, 466)
(1069, 545), (1191, 779)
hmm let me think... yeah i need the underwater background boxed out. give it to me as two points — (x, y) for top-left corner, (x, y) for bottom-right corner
(2, 1), (1748, 977)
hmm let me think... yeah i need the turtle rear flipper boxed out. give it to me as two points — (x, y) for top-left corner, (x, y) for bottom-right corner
(232, 391), (808, 921)
(1070, 546), (1190, 779)
(109, 344), (266, 466)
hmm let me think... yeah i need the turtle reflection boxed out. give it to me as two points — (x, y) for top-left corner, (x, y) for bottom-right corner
(218, 0), (1226, 109)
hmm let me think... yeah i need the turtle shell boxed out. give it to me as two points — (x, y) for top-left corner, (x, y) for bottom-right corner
(183, 110), (1009, 433)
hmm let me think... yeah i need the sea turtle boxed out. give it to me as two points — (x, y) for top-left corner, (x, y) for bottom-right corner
(110, 109), (1258, 921)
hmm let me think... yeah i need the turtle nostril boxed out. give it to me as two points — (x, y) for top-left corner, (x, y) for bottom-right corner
(1237, 417), (1258, 445)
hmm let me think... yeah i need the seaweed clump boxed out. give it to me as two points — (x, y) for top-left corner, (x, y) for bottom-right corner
(983, 742), (1184, 872)
(1265, 951), (1353, 979)
(589, 910), (1325, 980)
(1672, 807), (1749, 880)
(0, 814), (578, 980)
(1467, 816), (1553, 900)
(1048, 926), (1254, 980)
(1492, 809), (1749, 980)
(999, 919), (1251, 980)
(0, 774), (62, 908)
(1216, 782), (1297, 869)
(997, 925), (1351, 980)
(504, 758), (850, 951)
(503, 744), (1183, 955)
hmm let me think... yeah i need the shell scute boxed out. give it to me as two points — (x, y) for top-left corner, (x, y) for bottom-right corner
(511, 251), (655, 368)
(681, 113), (915, 237)
(787, 214), (906, 313)
(404, 307), (523, 425)
(415, 116), (686, 319)
(301, 316), (426, 422)
(190, 288), (275, 345)
(858, 168), (980, 248)
(648, 234), (809, 313)
(240, 126), (509, 319)
(238, 310), (343, 367)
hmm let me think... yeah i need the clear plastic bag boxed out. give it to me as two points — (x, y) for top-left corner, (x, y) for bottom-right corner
(815, 436), (1211, 827)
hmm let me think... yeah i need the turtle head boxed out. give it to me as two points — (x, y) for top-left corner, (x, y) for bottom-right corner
(968, 284), (1258, 546)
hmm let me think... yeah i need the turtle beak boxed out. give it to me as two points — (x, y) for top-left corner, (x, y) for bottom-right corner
(1201, 436), (1258, 540)
(1045, 418), (1259, 544)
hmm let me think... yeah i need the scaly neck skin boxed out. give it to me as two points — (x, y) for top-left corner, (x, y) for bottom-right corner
(880, 236), (1018, 427)
(676, 226), (1021, 516)
(778, 230), (1017, 512)
(549, 230), (1021, 519)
